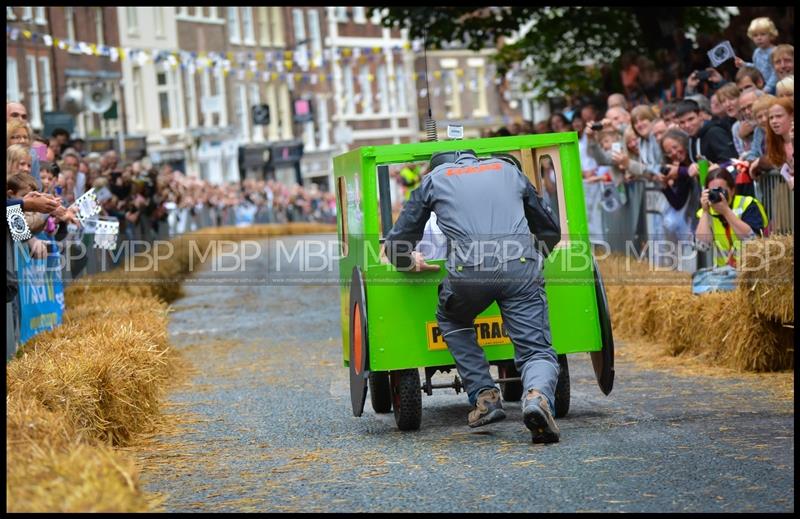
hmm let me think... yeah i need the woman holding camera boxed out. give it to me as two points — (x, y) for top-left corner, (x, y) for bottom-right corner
(695, 167), (768, 268)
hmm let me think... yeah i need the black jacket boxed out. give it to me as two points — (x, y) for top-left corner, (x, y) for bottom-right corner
(689, 120), (738, 164)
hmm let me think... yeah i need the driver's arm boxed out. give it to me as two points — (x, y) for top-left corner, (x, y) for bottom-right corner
(384, 176), (433, 269)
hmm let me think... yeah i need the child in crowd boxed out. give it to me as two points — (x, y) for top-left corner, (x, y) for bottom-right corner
(735, 17), (779, 94)
(36, 164), (60, 235)
(6, 172), (48, 259)
(6, 144), (32, 175)
(775, 75), (793, 100)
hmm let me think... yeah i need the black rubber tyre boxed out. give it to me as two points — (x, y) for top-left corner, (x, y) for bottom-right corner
(390, 369), (422, 431)
(554, 354), (570, 418)
(369, 372), (392, 413)
(498, 362), (523, 402)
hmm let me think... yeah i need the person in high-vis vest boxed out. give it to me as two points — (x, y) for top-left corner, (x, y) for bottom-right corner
(398, 165), (422, 202)
(695, 167), (768, 268)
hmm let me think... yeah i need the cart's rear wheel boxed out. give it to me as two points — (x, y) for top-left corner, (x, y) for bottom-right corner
(390, 369), (422, 431)
(554, 354), (570, 418)
(369, 372), (392, 413)
(349, 267), (369, 417)
(591, 257), (615, 395)
(498, 362), (523, 402)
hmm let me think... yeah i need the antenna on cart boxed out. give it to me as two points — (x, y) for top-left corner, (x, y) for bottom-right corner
(422, 30), (437, 142)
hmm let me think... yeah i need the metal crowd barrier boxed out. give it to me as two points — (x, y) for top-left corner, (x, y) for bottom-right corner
(756, 171), (794, 235)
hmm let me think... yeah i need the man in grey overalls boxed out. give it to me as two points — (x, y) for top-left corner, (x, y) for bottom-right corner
(384, 150), (562, 443)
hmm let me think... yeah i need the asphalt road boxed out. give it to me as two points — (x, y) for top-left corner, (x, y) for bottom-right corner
(138, 234), (794, 513)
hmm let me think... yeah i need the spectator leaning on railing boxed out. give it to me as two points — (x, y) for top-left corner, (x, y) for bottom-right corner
(732, 87), (764, 159)
(675, 99), (738, 166)
(657, 129), (700, 240)
(764, 97), (794, 190)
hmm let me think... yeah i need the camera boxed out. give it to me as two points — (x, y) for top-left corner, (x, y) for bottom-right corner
(694, 70), (711, 82)
(590, 123), (604, 131)
(659, 165), (672, 175)
(708, 186), (727, 204)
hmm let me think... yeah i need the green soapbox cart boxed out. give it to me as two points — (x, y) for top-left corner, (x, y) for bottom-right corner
(333, 133), (614, 431)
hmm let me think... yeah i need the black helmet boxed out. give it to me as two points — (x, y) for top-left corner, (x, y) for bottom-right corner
(429, 149), (477, 171)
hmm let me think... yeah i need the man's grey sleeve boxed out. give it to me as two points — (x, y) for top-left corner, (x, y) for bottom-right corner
(384, 180), (432, 270)
(521, 177), (561, 258)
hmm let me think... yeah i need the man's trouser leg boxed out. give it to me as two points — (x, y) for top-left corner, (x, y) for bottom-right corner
(436, 269), (495, 406)
(497, 258), (559, 412)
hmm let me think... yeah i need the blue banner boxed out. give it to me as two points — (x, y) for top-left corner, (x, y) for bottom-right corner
(15, 234), (64, 344)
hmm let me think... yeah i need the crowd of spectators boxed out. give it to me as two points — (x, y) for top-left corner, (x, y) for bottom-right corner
(7, 99), (337, 265)
(477, 17), (793, 272)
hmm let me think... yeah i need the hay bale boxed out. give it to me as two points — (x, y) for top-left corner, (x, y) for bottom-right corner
(6, 442), (155, 513)
(7, 222), (338, 511)
(739, 234), (794, 324)
(602, 254), (794, 372)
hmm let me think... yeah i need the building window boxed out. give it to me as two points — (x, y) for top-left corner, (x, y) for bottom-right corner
(334, 7), (348, 23)
(157, 71), (172, 129)
(208, 7), (219, 20)
(270, 7), (284, 46)
(126, 7), (138, 35)
(227, 7), (241, 44)
(377, 65), (389, 114)
(395, 68), (408, 113)
(34, 7), (46, 25)
(185, 67), (198, 128)
(201, 67), (212, 127)
(446, 69), (462, 119)
(154, 68), (182, 131)
(343, 66), (355, 115)
(154, 7), (166, 38)
(292, 9), (308, 70)
(307, 9), (323, 65)
(236, 83), (250, 141)
(266, 83), (279, 140)
(215, 69), (227, 126)
(279, 84), (292, 140)
(303, 119), (316, 152)
(178, 6), (189, 17)
(469, 62), (488, 117)
(258, 7), (270, 46)
(38, 56), (53, 112)
(25, 55), (41, 129)
(359, 65), (372, 114)
(250, 83), (263, 142)
(7, 58), (19, 103)
(7, 7), (16, 21)
(132, 65), (145, 131)
(22, 6), (33, 21)
(65, 7), (76, 42)
(241, 7), (255, 44)
(94, 8), (104, 46)
(352, 7), (366, 23)
(316, 96), (329, 149)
